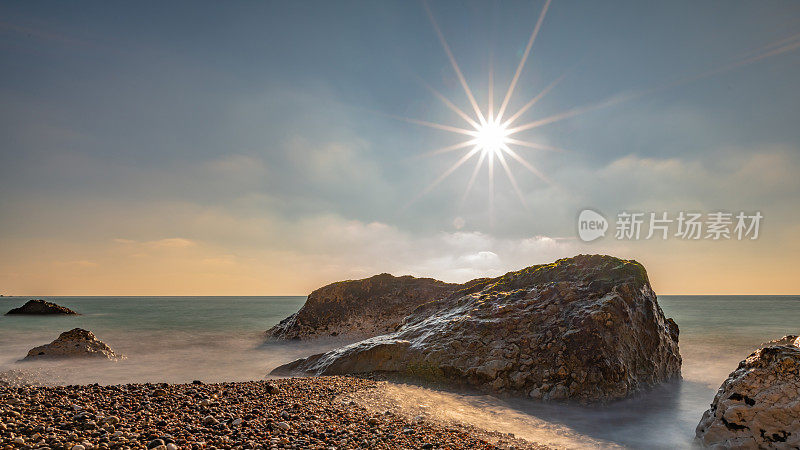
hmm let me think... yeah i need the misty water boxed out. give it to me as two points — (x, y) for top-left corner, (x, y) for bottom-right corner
(2, 295), (798, 449)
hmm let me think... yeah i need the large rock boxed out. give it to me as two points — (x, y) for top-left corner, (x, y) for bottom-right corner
(6, 299), (79, 315)
(272, 255), (681, 403)
(696, 335), (800, 448)
(267, 273), (459, 340)
(22, 328), (121, 361)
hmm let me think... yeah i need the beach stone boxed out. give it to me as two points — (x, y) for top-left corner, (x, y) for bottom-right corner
(152, 388), (167, 397)
(5, 299), (79, 315)
(267, 273), (459, 340)
(22, 328), (122, 361)
(202, 415), (218, 426)
(275, 421), (290, 431)
(100, 416), (119, 426)
(696, 335), (800, 448)
(272, 255), (681, 403)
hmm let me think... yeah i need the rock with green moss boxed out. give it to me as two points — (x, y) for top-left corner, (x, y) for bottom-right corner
(272, 255), (681, 403)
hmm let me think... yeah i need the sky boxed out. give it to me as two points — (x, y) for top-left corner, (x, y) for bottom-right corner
(1, 0), (798, 295)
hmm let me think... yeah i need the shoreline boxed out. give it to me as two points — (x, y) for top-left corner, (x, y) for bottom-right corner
(0, 375), (545, 450)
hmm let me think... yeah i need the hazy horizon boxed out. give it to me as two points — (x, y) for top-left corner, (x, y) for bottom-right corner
(1, 1), (798, 296)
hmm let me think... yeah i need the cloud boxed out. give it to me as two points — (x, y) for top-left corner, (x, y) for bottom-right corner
(551, 144), (800, 219)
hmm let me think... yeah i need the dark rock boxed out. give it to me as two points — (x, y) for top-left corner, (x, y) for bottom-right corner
(271, 254), (681, 403)
(696, 335), (800, 448)
(22, 328), (122, 361)
(267, 273), (459, 340)
(5, 299), (79, 315)
(147, 439), (165, 448)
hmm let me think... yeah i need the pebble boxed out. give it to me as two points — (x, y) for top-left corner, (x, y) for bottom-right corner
(202, 415), (218, 425)
(147, 438), (165, 448)
(0, 376), (542, 449)
(152, 388), (167, 397)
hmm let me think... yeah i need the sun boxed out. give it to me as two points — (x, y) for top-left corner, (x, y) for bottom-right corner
(474, 121), (509, 156)
(402, 0), (564, 212)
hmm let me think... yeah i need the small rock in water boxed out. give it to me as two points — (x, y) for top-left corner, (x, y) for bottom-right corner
(23, 328), (122, 361)
(5, 299), (79, 315)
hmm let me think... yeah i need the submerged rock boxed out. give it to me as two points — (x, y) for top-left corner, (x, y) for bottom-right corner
(267, 273), (459, 340)
(272, 254), (681, 403)
(6, 299), (79, 315)
(22, 328), (122, 361)
(696, 335), (800, 448)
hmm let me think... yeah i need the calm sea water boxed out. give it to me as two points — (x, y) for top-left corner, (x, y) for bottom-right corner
(1, 295), (798, 449)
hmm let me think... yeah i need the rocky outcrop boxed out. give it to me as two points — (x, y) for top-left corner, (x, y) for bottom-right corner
(6, 299), (79, 315)
(267, 273), (459, 340)
(22, 328), (121, 361)
(696, 335), (800, 448)
(272, 255), (681, 403)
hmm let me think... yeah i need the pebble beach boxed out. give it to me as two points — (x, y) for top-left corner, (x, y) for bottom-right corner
(0, 375), (544, 450)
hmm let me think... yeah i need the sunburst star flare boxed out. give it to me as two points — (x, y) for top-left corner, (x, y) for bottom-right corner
(404, 0), (560, 213)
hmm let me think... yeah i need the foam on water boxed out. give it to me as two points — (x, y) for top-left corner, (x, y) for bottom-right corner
(1, 295), (798, 448)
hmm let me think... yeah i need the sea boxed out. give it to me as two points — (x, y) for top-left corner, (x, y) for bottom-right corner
(1, 295), (798, 449)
